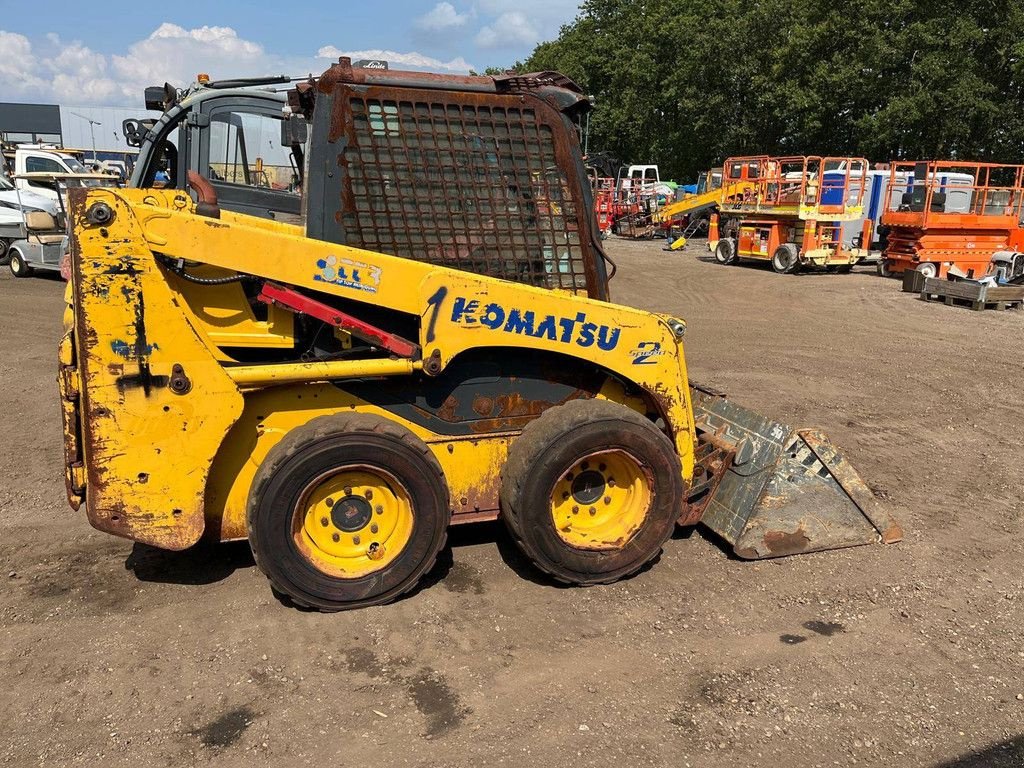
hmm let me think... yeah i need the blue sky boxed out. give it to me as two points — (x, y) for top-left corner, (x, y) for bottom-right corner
(0, 1), (582, 105)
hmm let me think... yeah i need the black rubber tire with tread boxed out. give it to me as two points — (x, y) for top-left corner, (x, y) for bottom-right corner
(771, 243), (799, 274)
(0, 238), (10, 266)
(500, 399), (683, 586)
(247, 412), (450, 611)
(714, 237), (737, 265)
(9, 250), (30, 278)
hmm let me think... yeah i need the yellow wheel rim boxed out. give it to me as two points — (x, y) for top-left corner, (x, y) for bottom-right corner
(292, 467), (414, 579)
(550, 449), (653, 550)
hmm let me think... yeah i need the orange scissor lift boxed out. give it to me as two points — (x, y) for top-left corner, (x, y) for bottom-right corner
(587, 167), (616, 238)
(878, 161), (1024, 279)
(708, 155), (868, 273)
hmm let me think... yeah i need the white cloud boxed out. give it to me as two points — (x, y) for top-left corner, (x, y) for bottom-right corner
(468, 1), (581, 52)
(47, 41), (120, 102)
(416, 2), (470, 31)
(109, 24), (269, 91)
(0, 31), (47, 94)
(475, 12), (539, 49)
(316, 46), (473, 73)
(0, 25), (476, 106)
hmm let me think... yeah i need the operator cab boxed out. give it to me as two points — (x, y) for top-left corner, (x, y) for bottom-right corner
(294, 58), (611, 299)
(124, 75), (306, 223)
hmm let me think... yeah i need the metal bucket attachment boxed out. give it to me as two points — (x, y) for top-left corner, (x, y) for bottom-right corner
(688, 387), (902, 559)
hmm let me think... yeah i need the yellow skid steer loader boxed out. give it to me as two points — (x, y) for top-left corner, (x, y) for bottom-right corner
(58, 60), (901, 610)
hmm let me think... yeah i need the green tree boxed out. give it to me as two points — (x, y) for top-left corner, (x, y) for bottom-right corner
(515, 0), (1024, 180)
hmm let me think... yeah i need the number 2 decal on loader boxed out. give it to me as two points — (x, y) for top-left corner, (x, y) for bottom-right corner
(631, 341), (662, 365)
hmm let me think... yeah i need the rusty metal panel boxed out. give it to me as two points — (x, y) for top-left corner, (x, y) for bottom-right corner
(308, 71), (605, 296)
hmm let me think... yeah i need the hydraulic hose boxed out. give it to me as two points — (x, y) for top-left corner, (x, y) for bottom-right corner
(159, 256), (250, 285)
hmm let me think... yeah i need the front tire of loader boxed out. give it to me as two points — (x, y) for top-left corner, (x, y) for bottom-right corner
(500, 399), (683, 586)
(247, 413), (450, 611)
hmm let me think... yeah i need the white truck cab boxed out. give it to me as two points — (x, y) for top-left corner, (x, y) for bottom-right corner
(617, 164), (661, 194)
(9, 147), (110, 204)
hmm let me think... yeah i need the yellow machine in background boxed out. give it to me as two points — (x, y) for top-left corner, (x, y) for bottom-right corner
(653, 175), (750, 224)
(653, 168), (753, 250)
(59, 60), (900, 611)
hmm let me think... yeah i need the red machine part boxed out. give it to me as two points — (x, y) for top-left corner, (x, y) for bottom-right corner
(258, 282), (421, 359)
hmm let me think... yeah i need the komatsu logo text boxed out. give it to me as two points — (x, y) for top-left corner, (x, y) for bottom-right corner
(449, 297), (621, 351)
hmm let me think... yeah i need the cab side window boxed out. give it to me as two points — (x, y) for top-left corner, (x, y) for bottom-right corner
(25, 156), (65, 174)
(207, 109), (300, 194)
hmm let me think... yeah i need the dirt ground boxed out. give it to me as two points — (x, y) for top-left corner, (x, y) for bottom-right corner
(2, 239), (1022, 768)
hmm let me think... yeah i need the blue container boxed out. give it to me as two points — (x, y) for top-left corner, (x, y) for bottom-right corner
(820, 171), (847, 207)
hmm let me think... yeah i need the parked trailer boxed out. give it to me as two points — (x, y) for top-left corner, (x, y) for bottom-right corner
(709, 156), (868, 273)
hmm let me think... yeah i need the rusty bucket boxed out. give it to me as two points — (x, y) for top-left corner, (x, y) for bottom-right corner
(689, 388), (903, 559)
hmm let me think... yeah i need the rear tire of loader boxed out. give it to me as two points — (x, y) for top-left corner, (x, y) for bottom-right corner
(714, 237), (737, 265)
(247, 413), (450, 611)
(500, 399), (683, 586)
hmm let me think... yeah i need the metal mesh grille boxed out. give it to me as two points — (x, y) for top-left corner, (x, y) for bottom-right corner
(339, 94), (588, 290)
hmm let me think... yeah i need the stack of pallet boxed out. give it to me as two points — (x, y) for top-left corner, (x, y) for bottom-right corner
(919, 277), (1024, 311)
